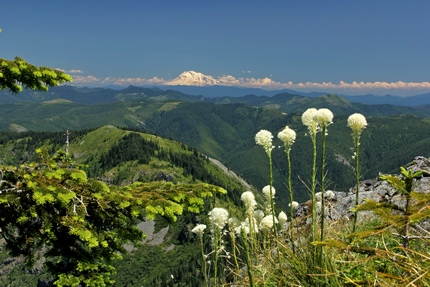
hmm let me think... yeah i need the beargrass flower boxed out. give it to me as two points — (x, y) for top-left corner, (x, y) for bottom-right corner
(348, 113), (367, 233)
(278, 211), (288, 226)
(241, 191), (257, 210)
(302, 108), (319, 242)
(208, 207), (229, 230)
(262, 185), (275, 199)
(278, 126), (296, 151)
(289, 201), (299, 210)
(255, 129), (274, 154)
(260, 215), (278, 230)
(208, 207), (229, 285)
(302, 108), (319, 136)
(254, 210), (265, 225)
(192, 224), (207, 236)
(347, 113), (367, 136)
(228, 217), (240, 231)
(237, 217), (259, 235)
(316, 108), (334, 127)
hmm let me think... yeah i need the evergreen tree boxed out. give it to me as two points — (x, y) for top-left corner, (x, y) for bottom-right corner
(0, 29), (72, 93)
(0, 149), (226, 286)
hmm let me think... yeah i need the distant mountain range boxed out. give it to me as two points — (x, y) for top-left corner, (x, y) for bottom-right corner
(1, 84), (430, 107)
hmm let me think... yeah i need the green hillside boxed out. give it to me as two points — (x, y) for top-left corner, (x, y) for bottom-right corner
(0, 126), (248, 286)
(0, 126), (246, 201)
(1, 117), (430, 285)
(1, 86), (430, 208)
(1, 86), (430, 133)
(1, 91), (430, 207)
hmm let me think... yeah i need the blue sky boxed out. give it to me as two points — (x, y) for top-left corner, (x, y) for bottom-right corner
(1, 0), (430, 96)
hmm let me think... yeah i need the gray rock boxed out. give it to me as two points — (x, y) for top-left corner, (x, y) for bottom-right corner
(294, 156), (430, 227)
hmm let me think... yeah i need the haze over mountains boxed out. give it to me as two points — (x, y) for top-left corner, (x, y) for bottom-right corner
(127, 71), (430, 106)
(1, 70), (430, 107)
(162, 71), (430, 106)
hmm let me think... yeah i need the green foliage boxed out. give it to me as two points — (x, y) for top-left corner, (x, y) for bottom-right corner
(114, 181), (226, 222)
(0, 91), (430, 207)
(188, 109), (430, 287)
(0, 126), (246, 205)
(314, 166), (430, 286)
(113, 243), (202, 286)
(0, 149), (226, 286)
(0, 150), (143, 286)
(0, 57), (72, 93)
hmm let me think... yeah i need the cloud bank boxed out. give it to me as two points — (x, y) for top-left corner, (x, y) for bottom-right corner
(69, 71), (430, 96)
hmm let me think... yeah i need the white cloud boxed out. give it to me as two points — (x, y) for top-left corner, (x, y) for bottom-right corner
(71, 75), (100, 84)
(71, 75), (167, 86)
(68, 71), (430, 95)
(68, 69), (84, 73)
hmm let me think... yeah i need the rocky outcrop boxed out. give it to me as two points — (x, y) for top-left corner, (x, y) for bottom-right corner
(294, 156), (430, 223)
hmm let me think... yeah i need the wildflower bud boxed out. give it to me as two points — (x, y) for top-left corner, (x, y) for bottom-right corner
(278, 211), (288, 226)
(208, 207), (229, 230)
(302, 108), (319, 136)
(278, 126), (296, 149)
(260, 215), (278, 230)
(262, 185), (275, 199)
(241, 191), (256, 211)
(254, 210), (265, 224)
(347, 113), (367, 136)
(255, 129), (274, 154)
(191, 224), (207, 236)
(289, 201), (299, 210)
(315, 108), (334, 127)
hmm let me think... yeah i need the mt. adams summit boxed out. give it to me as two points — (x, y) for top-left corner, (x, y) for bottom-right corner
(166, 71), (219, 86)
(164, 71), (274, 89)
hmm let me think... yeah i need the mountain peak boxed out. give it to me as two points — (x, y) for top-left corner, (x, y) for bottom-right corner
(166, 71), (219, 86)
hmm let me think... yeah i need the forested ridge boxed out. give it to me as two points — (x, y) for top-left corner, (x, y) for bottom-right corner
(0, 126), (246, 286)
(1, 76), (430, 285)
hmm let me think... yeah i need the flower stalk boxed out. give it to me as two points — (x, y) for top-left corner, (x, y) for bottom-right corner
(315, 108), (333, 266)
(208, 207), (229, 286)
(278, 126), (296, 252)
(302, 108), (319, 242)
(255, 130), (278, 239)
(347, 113), (367, 233)
(192, 224), (208, 285)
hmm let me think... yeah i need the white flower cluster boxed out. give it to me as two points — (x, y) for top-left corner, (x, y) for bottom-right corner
(262, 185), (275, 199)
(315, 108), (334, 127)
(254, 210), (265, 224)
(277, 126), (296, 149)
(208, 207), (229, 230)
(228, 217), (240, 231)
(236, 217), (259, 235)
(260, 215), (278, 230)
(255, 129), (274, 154)
(301, 108), (319, 136)
(278, 211), (288, 226)
(302, 108), (334, 136)
(289, 201), (299, 210)
(241, 191), (257, 211)
(191, 224), (207, 236)
(347, 113), (367, 134)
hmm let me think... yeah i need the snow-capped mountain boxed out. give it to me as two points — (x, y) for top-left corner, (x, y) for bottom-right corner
(166, 71), (219, 86)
